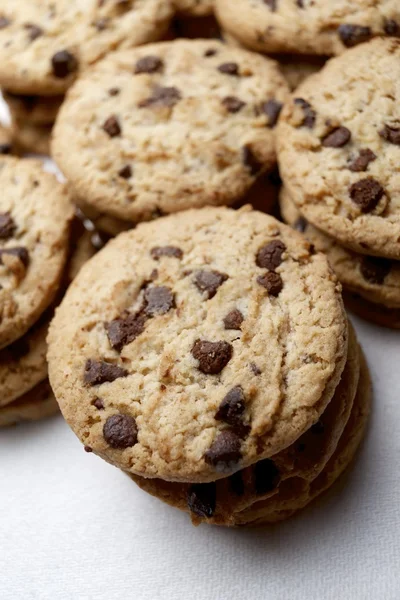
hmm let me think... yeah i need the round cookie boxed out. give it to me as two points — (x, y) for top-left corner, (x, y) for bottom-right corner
(129, 323), (360, 524)
(0, 380), (58, 427)
(277, 38), (400, 260)
(4, 92), (63, 125)
(0, 156), (73, 349)
(0, 0), (174, 95)
(215, 0), (400, 56)
(52, 40), (289, 222)
(48, 206), (348, 483)
(13, 121), (52, 155)
(280, 189), (400, 311)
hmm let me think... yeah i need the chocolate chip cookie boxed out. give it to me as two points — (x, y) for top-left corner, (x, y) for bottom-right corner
(277, 38), (400, 260)
(0, 379), (58, 427)
(0, 0), (174, 95)
(215, 0), (400, 56)
(48, 206), (348, 484)
(0, 156), (73, 349)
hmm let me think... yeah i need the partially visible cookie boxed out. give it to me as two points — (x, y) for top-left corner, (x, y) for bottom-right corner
(13, 121), (52, 155)
(0, 379), (58, 427)
(278, 38), (400, 259)
(48, 207), (348, 484)
(0, 157), (73, 349)
(4, 91), (63, 125)
(0, 0), (174, 95)
(215, 0), (400, 56)
(280, 189), (400, 311)
(52, 40), (289, 222)
(343, 291), (400, 331)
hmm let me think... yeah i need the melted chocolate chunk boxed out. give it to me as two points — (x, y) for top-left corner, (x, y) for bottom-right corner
(204, 48), (217, 57)
(92, 397), (105, 410)
(379, 124), (400, 146)
(384, 19), (400, 36)
(257, 272), (283, 296)
(0, 213), (16, 239)
(242, 145), (263, 176)
(24, 23), (43, 41)
(103, 414), (138, 449)
(360, 256), (391, 285)
(254, 459), (280, 495)
(218, 62), (239, 76)
(118, 165), (132, 179)
(187, 482), (216, 518)
(322, 126), (351, 148)
(215, 386), (248, 434)
(108, 87), (120, 96)
(84, 359), (128, 386)
(256, 240), (286, 271)
(150, 246), (183, 260)
(106, 313), (147, 351)
(134, 56), (164, 74)
(0, 247), (29, 267)
(250, 363), (261, 375)
(348, 148), (376, 172)
(139, 86), (182, 108)
(223, 309), (244, 330)
(102, 115), (121, 137)
(261, 99), (283, 128)
(349, 178), (385, 213)
(192, 340), (233, 375)
(294, 98), (316, 128)
(338, 24), (372, 47)
(51, 50), (78, 78)
(194, 270), (228, 299)
(204, 430), (242, 471)
(222, 96), (246, 113)
(143, 286), (175, 316)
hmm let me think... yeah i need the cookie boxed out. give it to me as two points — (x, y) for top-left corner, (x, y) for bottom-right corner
(52, 40), (289, 222)
(4, 91), (63, 125)
(48, 206), (348, 484)
(277, 38), (400, 260)
(0, 0), (174, 95)
(343, 291), (400, 331)
(129, 322), (361, 524)
(0, 379), (58, 427)
(13, 121), (52, 155)
(0, 123), (14, 155)
(215, 0), (400, 56)
(280, 188), (400, 311)
(0, 156), (73, 349)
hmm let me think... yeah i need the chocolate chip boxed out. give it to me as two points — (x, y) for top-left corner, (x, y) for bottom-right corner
(194, 270), (228, 299)
(93, 18), (108, 31)
(118, 165), (132, 179)
(187, 483), (216, 518)
(0, 247), (29, 267)
(215, 386), (247, 431)
(360, 256), (391, 285)
(257, 272), (283, 296)
(204, 48), (217, 57)
(204, 430), (242, 471)
(242, 145), (263, 176)
(192, 340), (233, 375)
(103, 414), (138, 449)
(0, 144), (12, 155)
(102, 115), (121, 137)
(256, 240), (286, 271)
(144, 286), (175, 316)
(254, 459), (280, 495)
(134, 56), (164, 74)
(150, 246), (183, 260)
(84, 359), (128, 386)
(0, 213), (16, 239)
(384, 19), (400, 36)
(229, 471), (245, 496)
(223, 309), (244, 330)
(349, 178), (385, 213)
(294, 98), (316, 128)
(261, 99), (283, 128)
(106, 313), (147, 351)
(294, 216), (308, 232)
(0, 16), (10, 29)
(348, 148), (376, 172)
(138, 86), (181, 108)
(322, 127), (351, 148)
(84, 446), (93, 453)
(263, 0), (277, 9)
(250, 363), (261, 375)
(218, 62), (239, 76)
(297, 0), (304, 6)
(379, 124), (400, 146)
(338, 24), (372, 47)
(92, 397), (105, 410)
(51, 50), (78, 78)
(108, 87), (120, 96)
(222, 96), (246, 113)
(24, 23), (43, 41)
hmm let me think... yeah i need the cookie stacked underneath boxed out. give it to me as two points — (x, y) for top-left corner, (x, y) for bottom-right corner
(48, 206), (371, 526)
(277, 38), (400, 329)
(0, 156), (97, 427)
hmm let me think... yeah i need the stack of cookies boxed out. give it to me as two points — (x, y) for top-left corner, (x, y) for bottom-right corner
(48, 207), (371, 525)
(276, 38), (400, 329)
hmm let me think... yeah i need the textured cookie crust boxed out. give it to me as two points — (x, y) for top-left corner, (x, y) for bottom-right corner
(4, 92), (63, 125)
(277, 39), (400, 259)
(0, 380), (58, 427)
(280, 189), (400, 310)
(0, 157), (73, 349)
(52, 39), (289, 222)
(0, 0), (174, 95)
(48, 207), (347, 483)
(215, 0), (400, 56)
(13, 121), (52, 156)
(174, 0), (214, 16)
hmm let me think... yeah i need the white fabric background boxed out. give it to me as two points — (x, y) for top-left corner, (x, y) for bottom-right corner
(0, 100), (400, 600)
